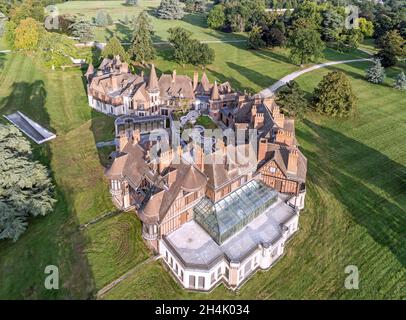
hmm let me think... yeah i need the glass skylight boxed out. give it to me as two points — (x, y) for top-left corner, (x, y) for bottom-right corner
(194, 180), (278, 244)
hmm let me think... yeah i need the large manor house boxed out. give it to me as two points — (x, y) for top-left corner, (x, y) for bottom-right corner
(85, 56), (307, 292)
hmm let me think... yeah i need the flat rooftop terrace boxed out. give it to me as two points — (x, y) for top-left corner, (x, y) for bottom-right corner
(164, 198), (296, 269)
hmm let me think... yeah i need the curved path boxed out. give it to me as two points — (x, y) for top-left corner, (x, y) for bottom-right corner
(259, 58), (373, 98)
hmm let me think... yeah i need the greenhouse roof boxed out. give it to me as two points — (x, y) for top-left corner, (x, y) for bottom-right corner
(194, 180), (278, 244)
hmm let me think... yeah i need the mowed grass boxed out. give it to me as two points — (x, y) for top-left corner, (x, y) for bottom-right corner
(84, 213), (150, 290)
(0, 52), (140, 298)
(104, 62), (406, 299)
(57, 0), (246, 43)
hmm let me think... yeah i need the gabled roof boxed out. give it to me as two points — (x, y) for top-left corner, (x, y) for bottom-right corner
(204, 144), (257, 189)
(158, 73), (195, 100)
(261, 143), (307, 183)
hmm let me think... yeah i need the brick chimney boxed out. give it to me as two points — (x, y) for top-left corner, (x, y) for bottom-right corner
(111, 75), (119, 91)
(275, 129), (294, 147)
(159, 149), (173, 174)
(194, 143), (204, 172)
(287, 149), (299, 175)
(117, 133), (128, 152)
(254, 113), (264, 129)
(258, 138), (268, 163)
(132, 128), (140, 144)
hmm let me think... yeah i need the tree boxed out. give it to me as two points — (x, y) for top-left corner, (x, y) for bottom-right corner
(14, 18), (43, 50)
(184, 0), (206, 13)
(9, 0), (44, 25)
(320, 6), (344, 42)
(95, 10), (109, 27)
(39, 32), (78, 69)
(157, 0), (184, 20)
(4, 20), (17, 48)
(377, 30), (405, 57)
(248, 25), (265, 49)
(129, 11), (155, 64)
(291, 0), (322, 28)
(358, 17), (374, 38)
(168, 27), (214, 66)
(366, 59), (385, 84)
(0, 124), (55, 242)
(276, 80), (307, 119)
(69, 17), (95, 42)
(125, 0), (138, 5)
(288, 18), (324, 65)
(107, 13), (113, 26)
(189, 42), (214, 66)
(103, 36), (129, 61)
(313, 71), (356, 117)
(207, 4), (225, 30)
(262, 27), (286, 48)
(393, 71), (406, 91)
(168, 27), (193, 65)
(375, 49), (397, 68)
(0, 12), (6, 37)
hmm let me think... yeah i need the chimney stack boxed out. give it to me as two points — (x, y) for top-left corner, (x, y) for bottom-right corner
(111, 75), (119, 90)
(132, 128), (140, 144)
(117, 133), (129, 152)
(254, 113), (264, 129)
(258, 138), (268, 163)
(287, 149), (299, 175)
(194, 143), (204, 172)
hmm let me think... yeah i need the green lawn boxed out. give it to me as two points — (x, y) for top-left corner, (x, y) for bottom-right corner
(0, 52), (118, 299)
(103, 62), (406, 299)
(84, 212), (151, 290)
(57, 0), (246, 43)
(196, 115), (217, 129)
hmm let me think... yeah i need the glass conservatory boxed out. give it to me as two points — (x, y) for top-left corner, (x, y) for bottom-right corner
(194, 180), (278, 245)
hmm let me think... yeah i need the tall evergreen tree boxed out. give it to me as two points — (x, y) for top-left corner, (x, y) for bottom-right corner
(393, 71), (406, 91)
(313, 71), (356, 117)
(69, 17), (95, 42)
(129, 11), (155, 65)
(366, 59), (385, 84)
(276, 80), (307, 119)
(0, 124), (55, 242)
(95, 10), (109, 27)
(102, 36), (129, 62)
(157, 0), (184, 20)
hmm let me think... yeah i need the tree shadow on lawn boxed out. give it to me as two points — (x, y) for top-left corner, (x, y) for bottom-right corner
(0, 53), (6, 70)
(0, 80), (97, 299)
(298, 119), (406, 267)
(115, 22), (132, 43)
(226, 61), (277, 93)
(0, 80), (54, 132)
